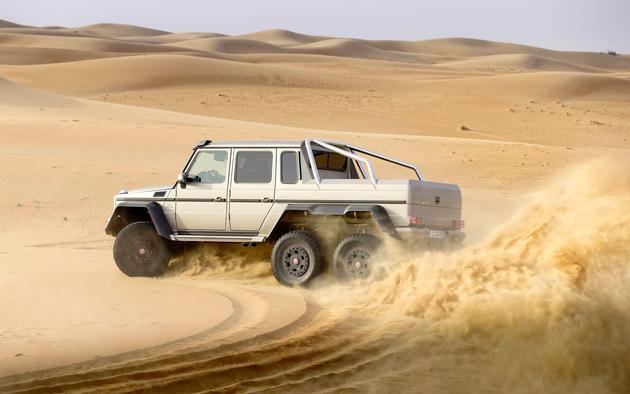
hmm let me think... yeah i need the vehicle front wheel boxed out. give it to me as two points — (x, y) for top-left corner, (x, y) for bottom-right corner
(113, 221), (171, 277)
(333, 234), (382, 282)
(271, 230), (323, 287)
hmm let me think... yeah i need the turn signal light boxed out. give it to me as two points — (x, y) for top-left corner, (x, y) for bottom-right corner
(409, 216), (423, 225)
(453, 219), (465, 230)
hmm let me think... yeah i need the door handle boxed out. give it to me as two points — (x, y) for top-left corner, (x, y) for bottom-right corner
(261, 197), (274, 203)
(215, 197), (226, 202)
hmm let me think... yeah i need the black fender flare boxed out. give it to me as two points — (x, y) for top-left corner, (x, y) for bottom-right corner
(105, 202), (173, 239)
(284, 203), (401, 240)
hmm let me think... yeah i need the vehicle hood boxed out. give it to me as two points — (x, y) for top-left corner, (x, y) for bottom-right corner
(116, 185), (173, 200)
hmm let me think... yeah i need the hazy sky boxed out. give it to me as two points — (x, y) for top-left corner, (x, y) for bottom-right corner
(4, 0), (630, 52)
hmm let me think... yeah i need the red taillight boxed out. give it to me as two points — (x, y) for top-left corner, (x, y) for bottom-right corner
(409, 216), (423, 225)
(453, 219), (465, 230)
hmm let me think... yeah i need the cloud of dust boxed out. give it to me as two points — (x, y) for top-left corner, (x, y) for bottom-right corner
(166, 217), (350, 285)
(158, 159), (630, 392)
(315, 159), (630, 392)
(167, 242), (273, 281)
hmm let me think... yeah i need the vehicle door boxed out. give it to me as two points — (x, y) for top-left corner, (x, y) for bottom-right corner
(229, 148), (276, 231)
(175, 148), (231, 232)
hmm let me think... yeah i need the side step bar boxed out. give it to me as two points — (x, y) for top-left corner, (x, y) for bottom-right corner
(171, 234), (265, 243)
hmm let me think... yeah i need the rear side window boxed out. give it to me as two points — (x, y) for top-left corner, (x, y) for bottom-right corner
(235, 151), (273, 183)
(314, 151), (347, 172)
(281, 152), (299, 184)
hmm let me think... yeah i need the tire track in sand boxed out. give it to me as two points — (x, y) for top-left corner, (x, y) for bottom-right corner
(0, 282), (319, 393)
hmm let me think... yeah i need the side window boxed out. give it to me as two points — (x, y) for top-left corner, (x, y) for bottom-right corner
(313, 151), (347, 172)
(187, 150), (228, 184)
(281, 151), (299, 184)
(235, 151), (273, 183)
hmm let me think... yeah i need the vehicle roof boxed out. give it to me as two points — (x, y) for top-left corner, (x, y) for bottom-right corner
(198, 140), (303, 148)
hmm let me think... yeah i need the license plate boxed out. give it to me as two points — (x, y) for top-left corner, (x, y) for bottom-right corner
(429, 230), (445, 239)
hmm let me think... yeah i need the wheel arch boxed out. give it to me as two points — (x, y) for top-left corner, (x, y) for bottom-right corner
(343, 204), (401, 240)
(105, 202), (172, 239)
(268, 203), (400, 240)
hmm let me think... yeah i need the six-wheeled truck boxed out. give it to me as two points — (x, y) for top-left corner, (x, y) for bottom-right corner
(106, 139), (464, 286)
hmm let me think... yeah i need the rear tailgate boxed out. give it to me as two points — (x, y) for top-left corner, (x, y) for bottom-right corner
(408, 181), (462, 229)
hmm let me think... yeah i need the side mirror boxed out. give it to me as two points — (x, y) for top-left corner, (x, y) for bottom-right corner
(176, 172), (187, 189)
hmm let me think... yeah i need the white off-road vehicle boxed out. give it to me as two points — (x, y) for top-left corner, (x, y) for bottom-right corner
(106, 139), (464, 286)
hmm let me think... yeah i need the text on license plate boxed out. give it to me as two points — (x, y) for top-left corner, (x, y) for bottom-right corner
(429, 230), (445, 239)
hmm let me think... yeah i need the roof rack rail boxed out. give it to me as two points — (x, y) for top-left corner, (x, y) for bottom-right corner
(194, 139), (212, 149)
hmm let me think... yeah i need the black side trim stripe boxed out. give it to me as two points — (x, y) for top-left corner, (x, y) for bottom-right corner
(177, 230), (259, 236)
(117, 198), (168, 202)
(176, 198), (222, 202)
(275, 199), (407, 204)
(119, 198), (227, 203)
(118, 198), (406, 204)
(230, 198), (274, 203)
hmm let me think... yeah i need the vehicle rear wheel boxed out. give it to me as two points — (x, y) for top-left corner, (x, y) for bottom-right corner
(271, 230), (323, 287)
(333, 234), (382, 282)
(113, 221), (171, 277)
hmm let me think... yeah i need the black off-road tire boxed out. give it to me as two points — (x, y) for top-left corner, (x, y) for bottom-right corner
(333, 234), (382, 282)
(271, 230), (323, 287)
(113, 221), (171, 277)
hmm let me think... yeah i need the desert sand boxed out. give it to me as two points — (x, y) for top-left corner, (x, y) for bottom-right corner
(0, 19), (629, 392)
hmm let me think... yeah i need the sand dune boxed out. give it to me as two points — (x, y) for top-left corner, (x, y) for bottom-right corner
(0, 22), (168, 39)
(391, 37), (550, 57)
(4, 47), (625, 148)
(372, 37), (630, 69)
(0, 54), (364, 95)
(0, 32), (186, 54)
(74, 22), (170, 38)
(175, 37), (286, 54)
(0, 18), (629, 393)
(175, 36), (442, 63)
(417, 71), (630, 101)
(336, 36), (630, 71)
(291, 38), (425, 62)
(0, 28), (98, 38)
(0, 76), (78, 106)
(0, 19), (23, 28)
(2, 21), (628, 69)
(0, 46), (127, 65)
(440, 53), (607, 73)
(174, 36), (427, 62)
(5, 48), (626, 100)
(235, 29), (325, 46)
(127, 32), (227, 45)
